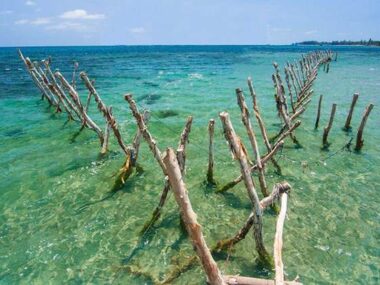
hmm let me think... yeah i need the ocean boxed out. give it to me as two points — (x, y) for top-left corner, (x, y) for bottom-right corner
(0, 45), (379, 284)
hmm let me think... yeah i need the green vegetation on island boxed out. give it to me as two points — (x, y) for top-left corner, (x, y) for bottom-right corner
(295, 38), (380, 47)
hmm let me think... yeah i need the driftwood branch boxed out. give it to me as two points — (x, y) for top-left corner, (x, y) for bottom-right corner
(223, 275), (301, 285)
(207, 119), (216, 185)
(140, 117), (193, 234)
(322, 104), (337, 147)
(81, 72), (132, 155)
(274, 184), (291, 285)
(101, 120), (111, 155)
(163, 148), (226, 285)
(314, 95), (323, 129)
(217, 139), (285, 193)
(215, 182), (291, 252)
(132, 110), (150, 165)
(355, 104), (374, 151)
(236, 88), (269, 197)
(248, 77), (281, 173)
(219, 111), (270, 263)
(125, 94), (166, 174)
(343, 93), (359, 131)
(55, 71), (104, 145)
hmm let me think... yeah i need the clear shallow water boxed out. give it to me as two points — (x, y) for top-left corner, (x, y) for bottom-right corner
(0, 45), (379, 284)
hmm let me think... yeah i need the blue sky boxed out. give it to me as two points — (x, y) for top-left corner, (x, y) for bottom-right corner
(0, 0), (379, 46)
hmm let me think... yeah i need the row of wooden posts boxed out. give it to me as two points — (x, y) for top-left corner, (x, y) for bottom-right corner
(315, 93), (374, 150)
(19, 49), (347, 284)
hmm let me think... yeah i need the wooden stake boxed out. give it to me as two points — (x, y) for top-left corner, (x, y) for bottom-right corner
(72, 61), (79, 90)
(343, 93), (359, 130)
(219, 112), (270, 263)
(23, 57), (57, 106)
(272, 72), (297, 144)
(207, 119), (216, 185)
(132, 110), (150, 165)
(33, 63), (61, 110)
(223, 275), (301, 285)
(322, 104), (337, 147)
(42, 59), (81, 120)
(101, 121), (111, 155)
(314, 95), (323, 129)
(284, 67), (295, 113)
(80, 72), (134, 155)
(125, 94), (166, 174)
(248, 77), (282, 174)
(261, 182), (291, 210)
(163, 148), (226, 285)
(140, 116), (192, 234)
(355, 104), (374, 151)
(55, 72), (104, 145)
(177, 116), (193, 172)
(216, 182), (291, 252)
(274, 186), (290, 285)
(236, 88), (269, 197)
(217, 136), (286, 194)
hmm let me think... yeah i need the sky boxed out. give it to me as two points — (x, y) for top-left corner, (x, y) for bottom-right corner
(0, 0), (379, 46)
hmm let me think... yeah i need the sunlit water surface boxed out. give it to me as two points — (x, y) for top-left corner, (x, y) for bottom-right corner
(0, 45), (379, 284)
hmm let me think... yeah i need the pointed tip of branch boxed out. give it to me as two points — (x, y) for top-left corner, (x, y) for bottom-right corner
(124, 93), (133, 101)
(278, 181), (291, 194)
(219, 111), (229, 119)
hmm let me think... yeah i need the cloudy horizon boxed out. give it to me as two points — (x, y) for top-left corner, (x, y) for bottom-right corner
(0, 0), (379, 46)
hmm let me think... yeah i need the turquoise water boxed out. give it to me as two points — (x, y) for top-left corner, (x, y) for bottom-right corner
(0, 45), (379, 284)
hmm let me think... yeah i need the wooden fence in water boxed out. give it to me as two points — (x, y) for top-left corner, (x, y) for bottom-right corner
(18, 49), (374, 284)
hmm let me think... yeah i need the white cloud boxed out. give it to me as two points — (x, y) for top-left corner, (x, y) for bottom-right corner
(129, 27), (145, 34)
(15, 19), (29, 25)
(30, 17), (51, 25)
(271, 27), (292, 33)
(25, 0), (36, 6)
(15, 17), (50, 25)
(60, 9), (105, 20)
(305, 30), (318, 35)
(45, 22), (87, 31)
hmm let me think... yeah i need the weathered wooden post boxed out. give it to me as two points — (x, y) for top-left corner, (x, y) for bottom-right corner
(247, 77), (282, 174)
(140, 116), (193, 234)
(315, 95), (323, 129)
(322, 103), (337, 148)
(207, 119), (216, 185)
(125, 94), (167, 173)
(56, 72), (105, 145)
(355, 104), (374, 151)
(101, 121), (111, 155)
(284, 67), (295, 113)
(236, 88), (269, 197)
(219, 111), (271, 264)
(42, 59), (81, 120)
(163, 148), (226, 285)
(274, 183), (291, 285)
(343, 93), (359, 131)
(132, 110), (150, 165)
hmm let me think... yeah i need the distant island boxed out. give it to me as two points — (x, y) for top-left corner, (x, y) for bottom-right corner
(295, 39), (380, 47)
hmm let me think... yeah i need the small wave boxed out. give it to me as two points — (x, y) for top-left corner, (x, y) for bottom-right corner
(5, 68), (10, 71)
(315, 244), (330, 252)
(188, 73), (203, 80)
